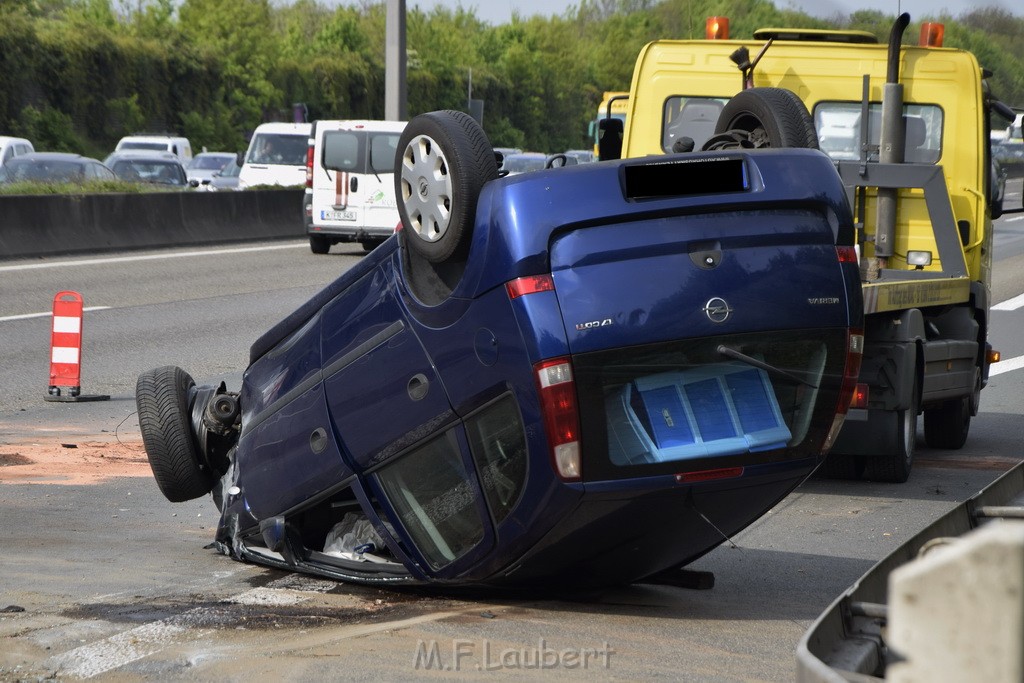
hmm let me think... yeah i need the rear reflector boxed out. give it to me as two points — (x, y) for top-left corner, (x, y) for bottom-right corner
(507, 274), (555, 299)
(534, 357), (581, 481)
(851, 383), (869, 410)
(675, 467), (743, 484)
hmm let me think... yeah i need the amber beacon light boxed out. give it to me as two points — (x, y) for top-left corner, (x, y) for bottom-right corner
(919, 22), (944, 47)
(706, 16), (729, 40)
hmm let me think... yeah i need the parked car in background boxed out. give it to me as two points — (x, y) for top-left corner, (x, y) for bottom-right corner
(0, 152), (115, 184)
(203, 158), (242, 191)
(564, 149), (595, 164)
(114, 135), (193, 165)
(994, 139), (1024, 180)
(186, 152), (236, 185)
(104, 151), (193, 188)
(238, 122), (311, 189)
(500, 151), (549, 175)
(0, 136), (34, 166)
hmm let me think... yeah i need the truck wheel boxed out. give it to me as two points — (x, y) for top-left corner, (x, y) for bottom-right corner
(396, 110), (498, 264)
(136, 366), (216, 502)
(817, 451), (863, 480)
(923, 397), (971, 449)
(707, 87), (819, 150)
(863, 381), (919, 484)
(309, 235), (330, 254)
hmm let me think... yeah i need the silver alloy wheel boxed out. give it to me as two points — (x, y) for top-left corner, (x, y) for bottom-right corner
(400, 134), (453, 243)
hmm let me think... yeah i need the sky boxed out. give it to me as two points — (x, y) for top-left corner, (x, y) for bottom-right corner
(339, 0), (1021, 26)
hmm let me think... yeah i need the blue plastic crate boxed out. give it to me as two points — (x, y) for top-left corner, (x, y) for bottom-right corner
(606, 363), (791, 465)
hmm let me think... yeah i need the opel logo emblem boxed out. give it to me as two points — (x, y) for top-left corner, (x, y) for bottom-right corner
(703, 297), (732, 323)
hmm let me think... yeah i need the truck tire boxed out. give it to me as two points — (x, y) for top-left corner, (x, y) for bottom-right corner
(136, 366), (216, 502)
(707, 87), (819, 150)
(923, 397), (971, 449)
(309, 235), (330, 254)
(863, 378), (919, 484)
(396, 110), (498, 264)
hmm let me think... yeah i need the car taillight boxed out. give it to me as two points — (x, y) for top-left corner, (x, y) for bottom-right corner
(506, 274), (554, 299)
(534, 357), (581, 481)
(823, 329), (864, 452)
(836, 245), (857, 263)
(305, 145), (314, 188)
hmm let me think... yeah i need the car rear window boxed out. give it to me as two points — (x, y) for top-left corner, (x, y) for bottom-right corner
(322, 130), (402, 174)
(574, 329), (848, 480)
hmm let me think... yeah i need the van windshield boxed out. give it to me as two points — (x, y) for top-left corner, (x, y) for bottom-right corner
(322, 130), (402, 174)
(247, 133), (308, 166)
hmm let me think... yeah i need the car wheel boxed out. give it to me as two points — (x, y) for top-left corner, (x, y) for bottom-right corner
(923, 396), (971, 449)
(705, 87), (819, 150)
(309, 235), (330, 254)
(396, 110), (498, 264)
(136, 366), (216, 502)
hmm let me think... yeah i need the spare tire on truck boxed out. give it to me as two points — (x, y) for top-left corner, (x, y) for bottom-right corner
(703, 87), (819, 151)
(395, 110), (498, 264)
(136, 365), (216, 502)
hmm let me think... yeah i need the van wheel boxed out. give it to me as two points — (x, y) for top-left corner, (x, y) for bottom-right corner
(396, 110), (498, 263)
(136, 366), (216, 502)
(309, 235), (330, 254)
(704, 87), (819, 151)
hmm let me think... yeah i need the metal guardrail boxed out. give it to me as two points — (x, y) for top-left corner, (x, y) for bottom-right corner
(796, 460), (1024, 681)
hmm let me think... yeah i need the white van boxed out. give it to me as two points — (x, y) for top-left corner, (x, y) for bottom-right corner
(0, 136), (35, 165)
(238, 122), (312, 189)
(307, 119), (406, 254)
(115, 135), (192, 164)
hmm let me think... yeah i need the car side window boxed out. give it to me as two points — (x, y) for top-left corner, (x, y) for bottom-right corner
(375, 430), (485, 569)
(465, 395), (527, 525)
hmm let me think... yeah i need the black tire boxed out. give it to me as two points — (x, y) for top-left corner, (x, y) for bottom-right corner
(136, 366), (215, 502)
(923, 396), (971, 449)
(863, 379), (919, 484)
(396, 110), (498, 263)
(361, 238), (385, 253)
(707, 87), (819, 150)
(309, 235), (330, 254)
(817, 451), (863, 480)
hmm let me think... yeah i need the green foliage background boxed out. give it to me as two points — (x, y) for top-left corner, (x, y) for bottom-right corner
(1, 0), (1022, 158)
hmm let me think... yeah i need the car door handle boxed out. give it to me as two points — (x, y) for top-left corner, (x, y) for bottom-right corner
(407, 373), (429, 401)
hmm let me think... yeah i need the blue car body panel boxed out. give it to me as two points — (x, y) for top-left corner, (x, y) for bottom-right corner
(216, 148), (863, 587)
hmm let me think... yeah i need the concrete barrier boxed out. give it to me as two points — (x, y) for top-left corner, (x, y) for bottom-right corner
(0, 189), (305, 259)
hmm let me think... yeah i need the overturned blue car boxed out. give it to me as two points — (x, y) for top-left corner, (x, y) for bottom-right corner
(137, 108), (863, 589)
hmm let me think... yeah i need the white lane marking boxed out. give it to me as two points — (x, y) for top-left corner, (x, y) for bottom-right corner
(47, 573), (340, 678)
(0, 306), (109, 323)
(0, 241), (306, 273)
(990, 355), (1024, 377)
(1004, 215), (1024, 222)
(993, 292), (1024, 311)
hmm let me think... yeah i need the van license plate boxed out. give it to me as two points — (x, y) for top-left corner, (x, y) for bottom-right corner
(321, 209), (356, 221)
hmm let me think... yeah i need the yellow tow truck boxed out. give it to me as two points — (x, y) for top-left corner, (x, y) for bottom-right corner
(600, 14), (1022, 481)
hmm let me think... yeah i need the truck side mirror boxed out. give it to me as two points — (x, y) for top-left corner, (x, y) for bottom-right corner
(598, 118), (623, 161)
(236, 151), (245, 167)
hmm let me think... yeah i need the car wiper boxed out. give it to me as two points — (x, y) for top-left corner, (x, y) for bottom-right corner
(717, 345), (818, 388)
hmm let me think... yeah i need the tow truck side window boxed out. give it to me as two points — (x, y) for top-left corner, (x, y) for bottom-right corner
(661, 96), (730, 153)
(813, 102), (944, 163)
